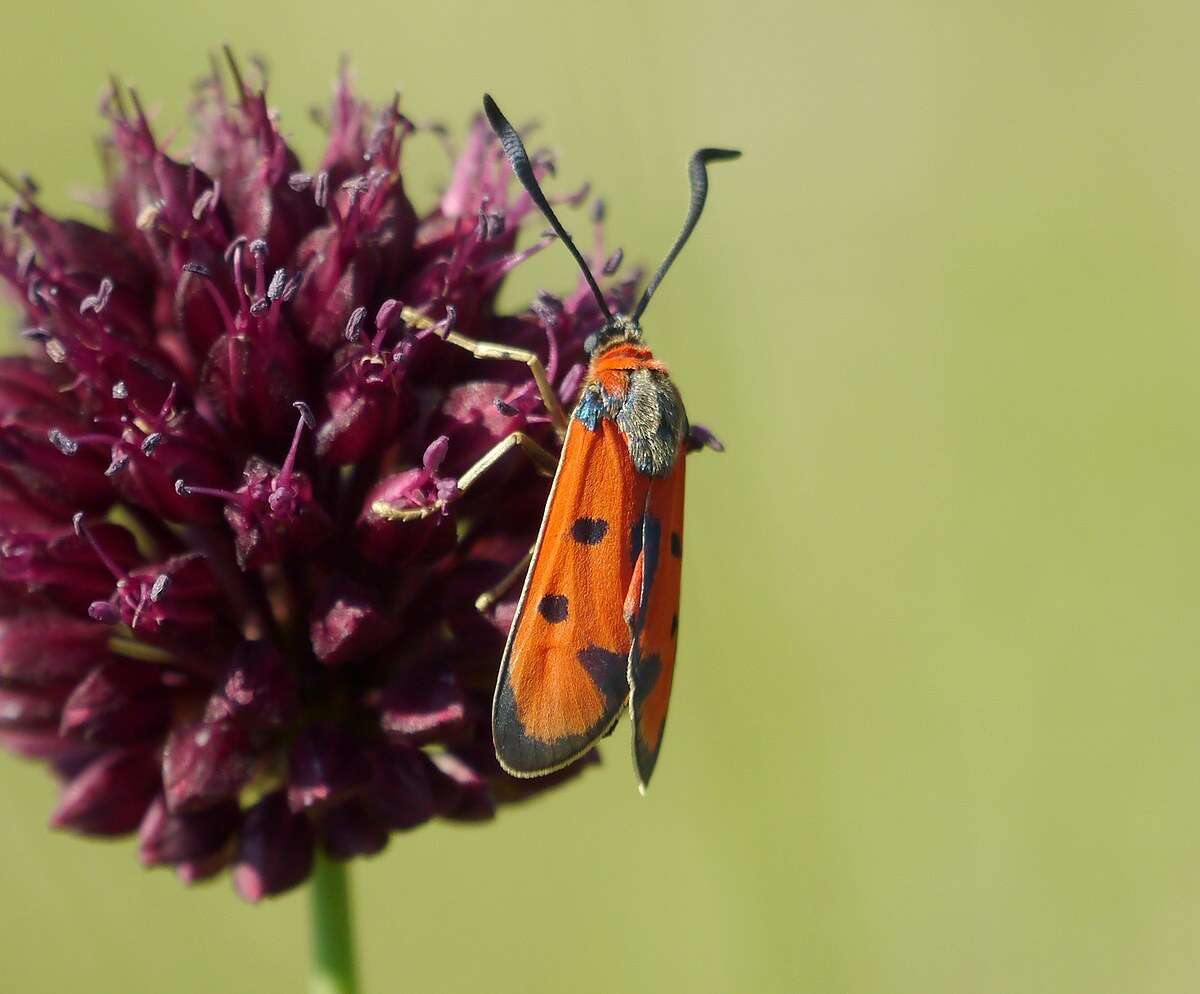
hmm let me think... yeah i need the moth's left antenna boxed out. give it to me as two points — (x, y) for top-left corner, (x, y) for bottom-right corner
(632, 147), (741, 322)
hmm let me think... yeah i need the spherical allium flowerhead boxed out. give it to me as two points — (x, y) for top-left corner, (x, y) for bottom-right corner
(0, 55), (641, 901)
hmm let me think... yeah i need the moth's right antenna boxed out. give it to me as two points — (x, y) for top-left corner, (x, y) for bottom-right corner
(482, 94), (613, 323)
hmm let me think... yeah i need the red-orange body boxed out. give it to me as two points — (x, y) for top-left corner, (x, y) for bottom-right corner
(492, 325), (688, 789)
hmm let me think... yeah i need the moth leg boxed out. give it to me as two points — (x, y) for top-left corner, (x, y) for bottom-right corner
(474, 546), (534, 613)
(371, 431), (559, 522)
(399, 306), (569, 437)
(457, 430), (559, 491)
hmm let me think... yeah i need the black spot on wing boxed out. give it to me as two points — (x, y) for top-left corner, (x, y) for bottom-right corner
(571, 516), (609, 545)
(576, 646), (629, 709)
(670, 531), (682, 558)
(670, 613), (679, 639)
(538, 594), (569, 623)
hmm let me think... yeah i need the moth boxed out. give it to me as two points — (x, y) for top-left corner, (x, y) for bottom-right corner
(482, 95), (739, 791)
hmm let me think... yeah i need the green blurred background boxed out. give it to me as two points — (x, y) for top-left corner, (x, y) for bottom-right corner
(4, 1), (1200, 991)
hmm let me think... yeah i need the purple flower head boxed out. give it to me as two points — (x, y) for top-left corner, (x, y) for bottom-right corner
(0, 55), (630, 900)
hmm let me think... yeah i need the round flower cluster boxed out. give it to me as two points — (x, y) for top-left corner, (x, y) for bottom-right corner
(0, 56), (633, 900)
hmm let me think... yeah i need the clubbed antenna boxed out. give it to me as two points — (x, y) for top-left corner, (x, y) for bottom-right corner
(632, 147), (741, 322)
(482, 94), (613, 322)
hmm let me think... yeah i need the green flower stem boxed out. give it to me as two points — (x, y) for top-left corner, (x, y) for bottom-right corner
(309, 854), (359, 994)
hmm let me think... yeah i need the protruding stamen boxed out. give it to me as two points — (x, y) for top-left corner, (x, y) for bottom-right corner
(72, 512), (128, 580)
(249, 239), (269, 301)
(174, 478), (242, 503)
(279, 401), (315, 482)
(181, 262), (237, 332)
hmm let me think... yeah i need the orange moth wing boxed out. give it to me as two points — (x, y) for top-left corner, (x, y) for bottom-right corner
(627, 443), (687, 789)
(492, 417), (651, 776)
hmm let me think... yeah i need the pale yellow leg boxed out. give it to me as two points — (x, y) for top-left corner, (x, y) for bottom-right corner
(474, 547), (534, 612)
(399, 306), (569, 436)
(371, 430), (559, 522)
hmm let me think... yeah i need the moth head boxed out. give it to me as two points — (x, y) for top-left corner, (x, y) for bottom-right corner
(584, 314), (643, 356)
(481, 93), (739, 347)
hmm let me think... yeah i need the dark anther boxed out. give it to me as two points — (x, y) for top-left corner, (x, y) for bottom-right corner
(250, 298), (270, 316)
(494, 398), (519, 417)
(345, 306), (367, 342)
(105, 453), (131, 477)
(249, 239), (269, 257)
(174, 479), (192, 497)
(149, 574), (171, 602)
(438, 305), (457, 339)
(591, 198), (606, 224)
(287, 172), (312, 192)
(314, 171), (330, 208)
(47, 428), (79, 455)
(602, 248), (623, 276)
(111, 381), (129, 400)
(292, 401), (316, 430)
(141, 433), (165, 456)
(267, 269), (287, 300)
(182, 262), (211, 278)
